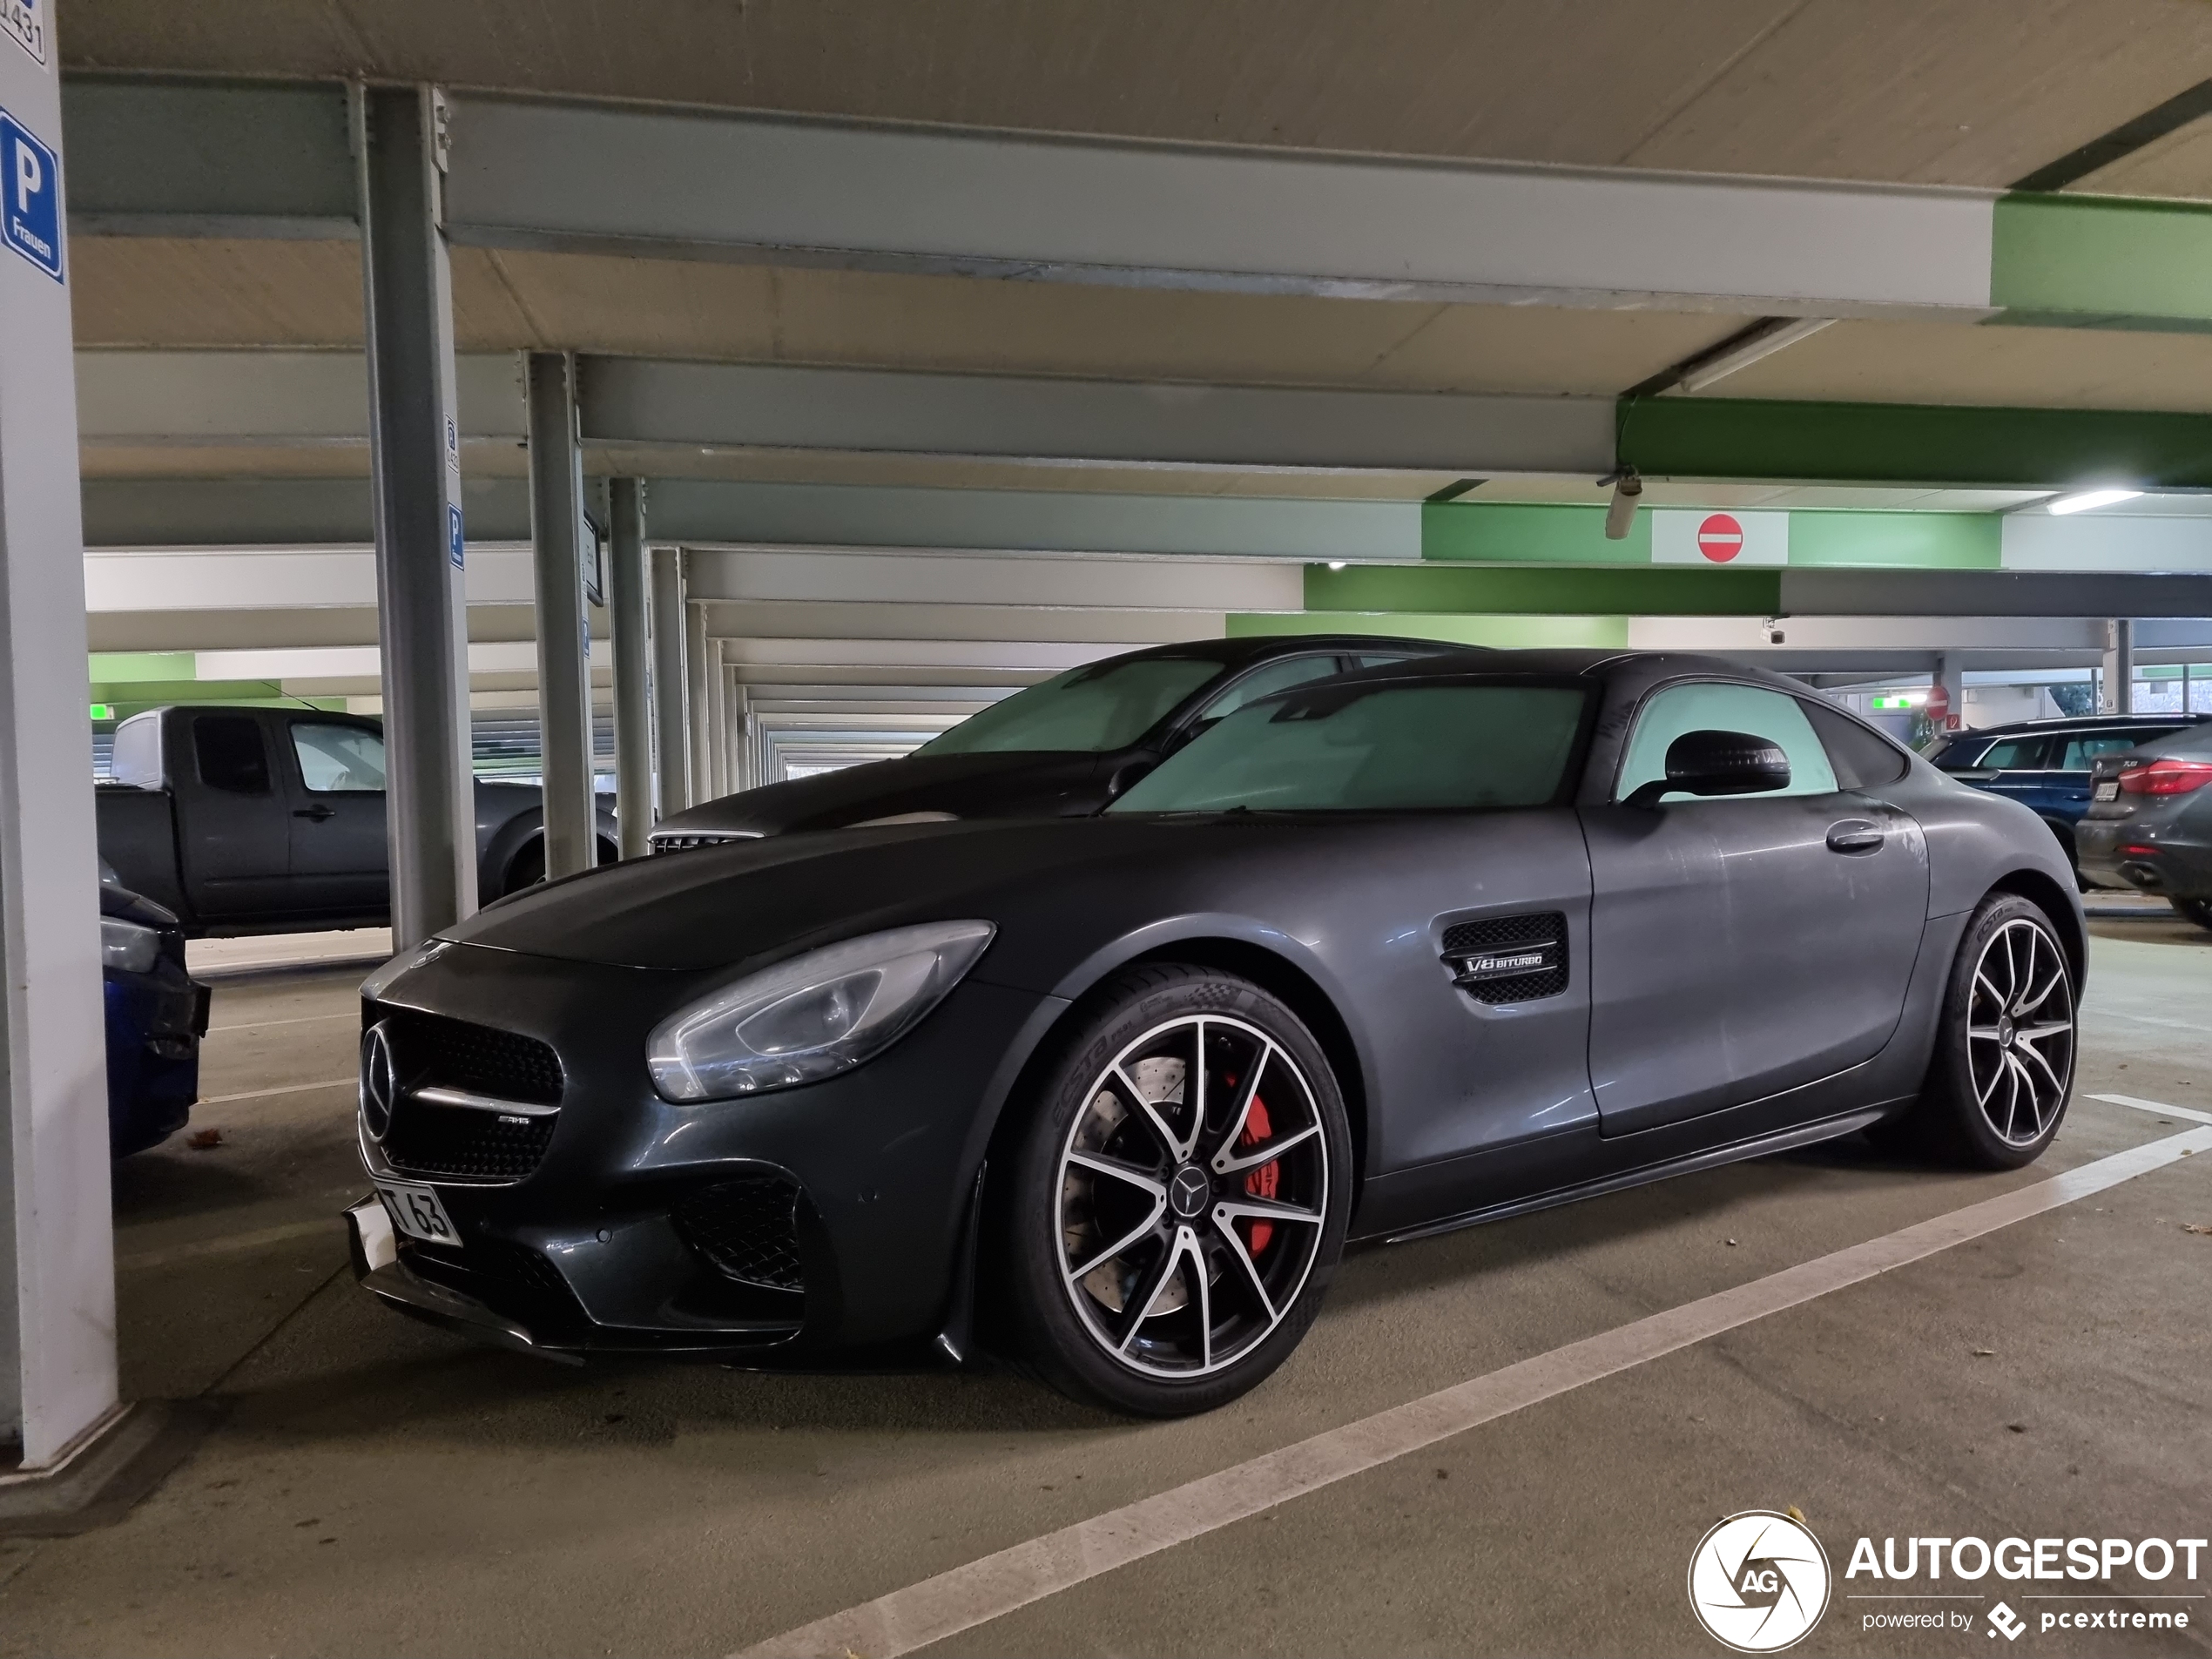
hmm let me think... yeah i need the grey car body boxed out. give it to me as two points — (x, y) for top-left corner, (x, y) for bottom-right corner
(346, 650), (2081, 1386)
(2076, 723), (2212, 921)
(649, 634), (1460, 846)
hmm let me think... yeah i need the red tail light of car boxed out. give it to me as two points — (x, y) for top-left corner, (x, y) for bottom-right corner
(2119, 758), (2212, 796)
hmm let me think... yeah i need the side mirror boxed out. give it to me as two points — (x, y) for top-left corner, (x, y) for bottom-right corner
(1625, 729), (1790, 809)
(1105, 757), (1158, 799)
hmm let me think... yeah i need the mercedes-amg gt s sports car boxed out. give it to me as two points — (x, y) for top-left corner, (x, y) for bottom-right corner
(346, 650), (2083, 1417)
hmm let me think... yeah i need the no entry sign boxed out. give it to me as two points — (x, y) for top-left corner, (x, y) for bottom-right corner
(1696, 514), (1743, 562)
(1927, 682), (1957, 731)
(1653, 509), (1789, 565)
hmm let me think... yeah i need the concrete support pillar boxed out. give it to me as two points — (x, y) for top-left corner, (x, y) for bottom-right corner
(524, 352), (595, 877)
(726, 671), (750, 793)
(705, 640), (729, 799)
(2102, 619), (2135, 714)
(606, 479), (651, 860)
(648, 545), (689, 818)
(0, 33), (118, 1469)
(359, 84), (476, 947)
(685, 595), (712, 804)
(1932, 653), (1965, 736)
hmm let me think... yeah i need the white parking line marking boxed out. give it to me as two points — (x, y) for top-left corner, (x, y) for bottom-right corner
(737, 1123), (2212, 1659)
(206, 1011), (354, 1035)
(115, 1218), (339, 1272)
(197, 1078), (352, 1104)
(2089, 1092), (2212, 1126)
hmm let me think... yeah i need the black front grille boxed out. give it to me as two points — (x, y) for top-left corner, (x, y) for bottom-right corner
(674, 1176), (806, 1292)
(383, 1103), (556, 1182)
(1440, 911), (1570, 1004)
(401, 1237), (587, 1335)
(377, 1007), (563, 1105)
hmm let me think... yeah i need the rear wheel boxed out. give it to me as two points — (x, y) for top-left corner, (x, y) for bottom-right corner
(2170, 895), (2212, 934)
(1890, 894), (2076, 1169)
(998, 966), (1352, 1417)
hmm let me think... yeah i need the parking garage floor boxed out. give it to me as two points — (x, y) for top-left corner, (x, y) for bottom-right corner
(4, 909), (2209, 1658)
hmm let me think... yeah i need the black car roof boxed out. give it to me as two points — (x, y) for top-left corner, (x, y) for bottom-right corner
(1945, 712), (2209, 739)
(1107, 633), (1469, 668)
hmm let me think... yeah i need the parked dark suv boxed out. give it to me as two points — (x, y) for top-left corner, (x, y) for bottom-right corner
(1922, 714), (2209, 874)
(2077, 724), (2212, 930)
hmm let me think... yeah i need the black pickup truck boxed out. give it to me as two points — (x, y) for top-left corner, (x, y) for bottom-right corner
(96, 705), (616, 936)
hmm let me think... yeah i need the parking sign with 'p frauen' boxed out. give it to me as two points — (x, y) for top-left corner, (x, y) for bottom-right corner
(0, 105), (59, 282)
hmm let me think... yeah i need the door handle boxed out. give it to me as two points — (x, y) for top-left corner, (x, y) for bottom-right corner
(1825, 819), (1884, 853)
(293, 804), (336, 821)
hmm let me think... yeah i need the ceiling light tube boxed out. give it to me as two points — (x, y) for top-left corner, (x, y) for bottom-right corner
(2047, 488), (2143, 516)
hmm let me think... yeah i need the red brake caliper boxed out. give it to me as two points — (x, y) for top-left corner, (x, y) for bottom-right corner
(1240, 1097), (1279, 1255)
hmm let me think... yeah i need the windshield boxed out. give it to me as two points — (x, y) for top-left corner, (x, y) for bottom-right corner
(916, 657), (1224, 756)
(1110, 680), (1588, 813)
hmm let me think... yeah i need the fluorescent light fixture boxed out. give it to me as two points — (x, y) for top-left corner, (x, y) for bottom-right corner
(1604, 471), (1643, 541)
(2047, 488), (2142, 516)
(1325, 560), (1347, 570)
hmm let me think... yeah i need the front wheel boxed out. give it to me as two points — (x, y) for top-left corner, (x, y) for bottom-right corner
(1893, 894), (2077, 1170)
(997, 966), (1353, 1417)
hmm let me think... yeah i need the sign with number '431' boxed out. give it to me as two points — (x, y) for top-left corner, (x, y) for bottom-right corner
(1, 0), (44, 68)
(0, 105), (58, 282)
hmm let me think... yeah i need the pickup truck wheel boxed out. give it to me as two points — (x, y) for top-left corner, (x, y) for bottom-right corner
(501, 840), (545, 896)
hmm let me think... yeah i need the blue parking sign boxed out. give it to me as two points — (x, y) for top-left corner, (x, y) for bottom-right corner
(448, 502), (465, 568)
(0, 108), (60, 283)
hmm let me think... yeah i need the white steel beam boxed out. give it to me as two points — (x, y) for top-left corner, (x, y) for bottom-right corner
(64, 81), (2000, 320)
(685, 549), (1303, 611)
(578, 359), (1613, 476)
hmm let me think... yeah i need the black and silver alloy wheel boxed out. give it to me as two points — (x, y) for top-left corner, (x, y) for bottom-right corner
(1884, 892), (2077, 1170)
(1055, 1013), (1329, 1379)
(1000, 965), (1352, 1415)
(1965, 915), (2075, 1148)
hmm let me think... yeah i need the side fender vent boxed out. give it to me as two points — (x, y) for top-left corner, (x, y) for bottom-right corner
(1440, 911), (1569, 1004)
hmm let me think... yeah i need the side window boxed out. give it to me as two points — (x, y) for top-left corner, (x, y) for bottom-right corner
(192, 715), (272, 796)
(1798, 698), (1909, 790)
(1615, 682), (1838, 803)
(1352, 651), (1414, 670)
(1195, 656), (1345, 723)
(109, 711), (165, 789)
(1976, 736), (2051, 771)
(2056, 732), (2166, 771)
(292, 723), (388, 792)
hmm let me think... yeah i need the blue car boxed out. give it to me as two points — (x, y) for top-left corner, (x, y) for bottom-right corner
(100, 866), (209, 1156)
(1923, 714), (2211, 875)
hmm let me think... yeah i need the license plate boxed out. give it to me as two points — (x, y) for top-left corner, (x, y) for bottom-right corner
(374, 1179), (461, 1246)
(2095, 780), (2119, 801)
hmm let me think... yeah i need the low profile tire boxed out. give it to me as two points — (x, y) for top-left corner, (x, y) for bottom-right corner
(998, 965), (1353, 1417)
(501, 840), (546, 897)
(2170, 895), (2212, 934)
(1899, 894), (2078, 1170)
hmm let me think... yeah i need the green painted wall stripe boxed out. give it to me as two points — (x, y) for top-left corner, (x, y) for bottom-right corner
(1227, 611), (1630, 650)
(1418, 502), (2001, 570)
(1420, 502), (1650, 564)
(1783, 511), (1999, 569)
(1307, 563), (1781, 615)
(1616, 397), (2212, 489)
(1993, 193), (2212, 331)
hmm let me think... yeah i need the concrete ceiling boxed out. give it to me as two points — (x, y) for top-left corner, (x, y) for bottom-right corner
(60, 0), (2212, 191)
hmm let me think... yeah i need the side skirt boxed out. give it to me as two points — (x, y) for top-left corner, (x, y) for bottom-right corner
(1379, 1103), (1897, 1246)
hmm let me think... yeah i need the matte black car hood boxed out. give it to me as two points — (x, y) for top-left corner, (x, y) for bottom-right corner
(447, 817), (1211, 974)
(651, 750), (1103, 836)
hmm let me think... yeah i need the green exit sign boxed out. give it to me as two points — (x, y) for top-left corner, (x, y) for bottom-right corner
(1871, 693), (1919, 711)
(89, 703), (112, 721)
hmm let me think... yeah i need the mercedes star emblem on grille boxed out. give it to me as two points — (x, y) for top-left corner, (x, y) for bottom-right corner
(359, 1022), (398, 1142)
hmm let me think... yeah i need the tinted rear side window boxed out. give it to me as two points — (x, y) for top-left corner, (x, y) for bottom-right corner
(192, 715), (271, 794)
(1974, 736), (2050, 771)
(1799, 699), (1910, 790)
(2055, 731), (2174, 771)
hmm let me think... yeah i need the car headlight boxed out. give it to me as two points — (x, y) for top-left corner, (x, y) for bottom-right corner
(100, 917), (160, 974)
(646, 921), (995, 1102)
